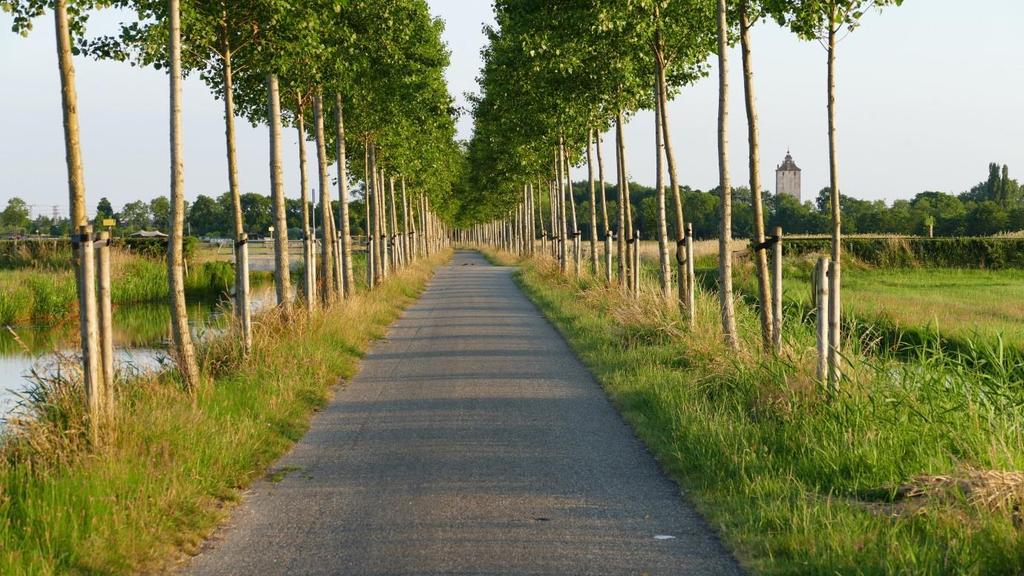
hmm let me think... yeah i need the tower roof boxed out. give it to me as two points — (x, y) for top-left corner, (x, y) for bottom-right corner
(777, 150), (801, 172)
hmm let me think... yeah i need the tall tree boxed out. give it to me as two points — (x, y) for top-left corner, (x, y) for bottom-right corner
(775, 0), (904, 383)
(739, 0), (774, 349)
(716, 0), (740, 350)
(3, 0), (107, 434)
(83, 0), (292, 350)
(648, 0), (716, 315)
(267, 73), (291, 312)
(167, 0), (200, 390)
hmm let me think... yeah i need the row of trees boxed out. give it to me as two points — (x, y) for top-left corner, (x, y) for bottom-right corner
(3, 0), (460, 443)
(5, 158), (1020, 240)
(462, 0), (902, 389)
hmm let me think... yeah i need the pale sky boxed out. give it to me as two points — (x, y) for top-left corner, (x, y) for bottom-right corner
(1, 0), (1022, 219)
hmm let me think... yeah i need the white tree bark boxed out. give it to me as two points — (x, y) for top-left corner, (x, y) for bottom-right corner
(168, 0), (200, 389)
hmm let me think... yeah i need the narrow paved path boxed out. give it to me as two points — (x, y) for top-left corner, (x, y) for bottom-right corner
(188, 251), (742, 575)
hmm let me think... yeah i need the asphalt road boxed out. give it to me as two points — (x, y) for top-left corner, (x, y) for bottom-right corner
(187, 251), (743, 575)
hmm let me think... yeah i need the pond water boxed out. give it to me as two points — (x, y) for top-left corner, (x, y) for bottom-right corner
(0, 286), (281, 423)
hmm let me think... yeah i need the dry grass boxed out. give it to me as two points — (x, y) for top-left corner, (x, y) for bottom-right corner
(897, 468), (1024, 513)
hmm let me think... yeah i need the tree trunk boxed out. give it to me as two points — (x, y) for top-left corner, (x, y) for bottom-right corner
(377, 168), (386, 276)
(363, 139), (374, 286)
(654, 77), (671, 300)
(421, 193), (430, 258)
(529, 183), (537, 255)
(267, 74), (291, 313)
(411, 191), (420, 260)
(655, 43), (688, 314)
(329, 204), (342, 293)
(388, 176), (399, 270)
(595, 131), (611, 282)
(168, 0), (200, 390)
(55, 0), (101, 439)
(296, 97), (315, 311)
(312, 92), (336, 304)
(740, 2), (773, 350)
(827, 17), (842, 385)
(563, 146), (580, 275)
(424, 196), (433, 256)
(219, 26), (252, 350)
(381, 171), (391, 276)
(401, 177), (410, 266)
(548, 180), (557, 257)
(586, 130), (599, 274)
(369, 144), (384, 282)
(404, 180), (414, 261)
(55, 0), (86, 228)
(556, 142), (568, 273)
(334, 93), (354, 298)
(716, 0), (740, 350)
(615, 114), (627, 289)
(536, 179), (547, 251)
(619, 117), (636, 294)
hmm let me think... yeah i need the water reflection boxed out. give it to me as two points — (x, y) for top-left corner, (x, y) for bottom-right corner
(0, 285), (280, 420)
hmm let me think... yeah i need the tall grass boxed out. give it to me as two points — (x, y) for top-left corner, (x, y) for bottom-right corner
(0, 249), (451, 575)
(0, 271), (77, 325)
(502, 251), (1024, 574)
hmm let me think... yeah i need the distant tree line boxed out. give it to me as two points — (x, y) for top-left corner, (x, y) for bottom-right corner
(569, 162), (1023, 240)
(3, 162), (1015, 241)
(0, 192), (370, 240)
(183, 191), (369, 239)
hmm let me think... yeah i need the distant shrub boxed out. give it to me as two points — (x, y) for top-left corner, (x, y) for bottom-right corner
(0, 240), (71, 270)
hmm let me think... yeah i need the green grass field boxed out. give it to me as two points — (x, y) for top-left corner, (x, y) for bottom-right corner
(722, 256), (1024, 353)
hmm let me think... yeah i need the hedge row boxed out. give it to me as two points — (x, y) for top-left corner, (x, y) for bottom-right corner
(782, 237), (1024, 269)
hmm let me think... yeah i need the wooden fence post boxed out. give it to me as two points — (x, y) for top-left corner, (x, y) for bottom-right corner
(574, 230), (581, 276)
(685, 223), (696, 327)
(76, 225), (101, 444)
(367, 237), (375, 288)
(237, 233), (252, 352)
(605, 232), (613, 284)
(97, 231), (114, 419)
(632, 231), (641, 295)
(827, 258), (841, 392)
(815, 257), (830, 385)
(772, 226), (783, 353)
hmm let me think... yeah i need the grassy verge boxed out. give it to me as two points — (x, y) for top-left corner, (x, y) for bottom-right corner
(0, 249), (451, 575)
(501, 251), (1024, 574)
